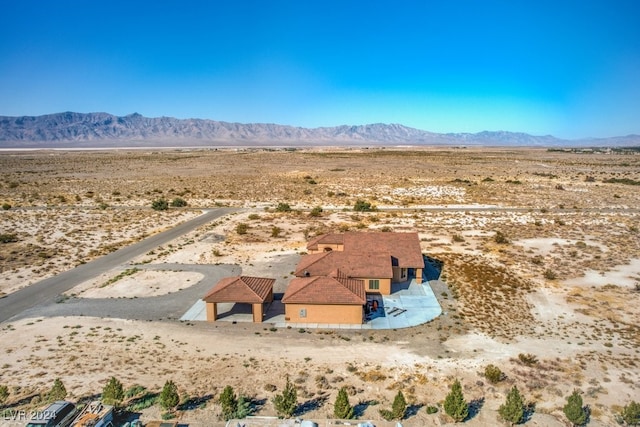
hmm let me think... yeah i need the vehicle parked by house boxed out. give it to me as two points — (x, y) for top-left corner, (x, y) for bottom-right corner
(25, 401), (76, 427)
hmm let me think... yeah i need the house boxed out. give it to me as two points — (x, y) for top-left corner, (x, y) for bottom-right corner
(202, 276), (275, 323)
(282, 273), (366, 324)
(283, 232), (425, 324)
(304, 231), (425, 292)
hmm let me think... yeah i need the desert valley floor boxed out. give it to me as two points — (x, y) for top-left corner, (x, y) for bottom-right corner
(0, 147), (639, 426)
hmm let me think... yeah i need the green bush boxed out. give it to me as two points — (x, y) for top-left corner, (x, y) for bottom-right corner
(0, 385), (9, 406)
(494, 230), (510, 244)
(620, 401), (640, 425)
(499, 386), (525, 425)
(333, 387), (354, 419)
(170, 197), (187, 207)
(484, 364), (504, 384)
(309, 206), (323, 217)
(0, 233), (18, 244)
(151, 198), (169, 211)
(426, 405), (438, 414)
(236, 223), (249, 235)
(275, 202), (292, 212)
(48, 378), (67, 402)
(1, 203), (11, 210)
(353, 199), (375, 212)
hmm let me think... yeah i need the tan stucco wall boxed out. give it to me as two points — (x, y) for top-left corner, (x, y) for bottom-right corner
(415, 268), (423, 284)
(285, 303), (362, 324)
(353, 277), (392, 295)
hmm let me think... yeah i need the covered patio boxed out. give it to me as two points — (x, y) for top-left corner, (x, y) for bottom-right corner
(202, 276), (275, 323)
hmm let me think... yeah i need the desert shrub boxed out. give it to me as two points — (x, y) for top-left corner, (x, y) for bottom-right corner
(270, 226), (282, 237)
(543, 269), (557, 280)
(353, 199), (375, 212)
(1, 203), (11, 210)
(517, 353), (538, 366)
(499, 386), (525, 425)
(170, 197), (187, 207)
(159, 380), (179, 410)
(264, 384), (277, 392)
(151, 198), (169, 211)
(309, 206), (323, 217)
(275, 202), (292, 212)
(235, 396), (253, 419)
(273, 376), (297, 417)
(584, 176), (596, 182)
(102, 377), (124, 407)
(620, 401), (640, 425)
(248, 213), (260, 220)
(452, 234), (465, 242)
(426, 405), (438, 414)
(0, 233), (18, 244)
(333, 387), (354, 419)
(482, 177), (495, 182)
(484, 364), (504, 384)
(391, 390), (407, 420)
(236, 223), (248, 235)
(494, 231), (510, 244)
(98, 202), (109, 210)
(444, 379), (468, 422)
(563, 389), (588, 426)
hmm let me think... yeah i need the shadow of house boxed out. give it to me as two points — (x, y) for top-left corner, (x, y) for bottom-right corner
(423, 255), (444, 281)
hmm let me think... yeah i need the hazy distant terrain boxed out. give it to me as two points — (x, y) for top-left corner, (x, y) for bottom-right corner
(2, 112), (639, 147)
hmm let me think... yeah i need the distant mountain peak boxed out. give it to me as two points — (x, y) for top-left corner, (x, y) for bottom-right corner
(0, 112), (638, 148)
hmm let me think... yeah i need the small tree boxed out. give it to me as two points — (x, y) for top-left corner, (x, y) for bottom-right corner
(170, 197), (187, 207)
(159, 380), (180, 411)
(219, 386), (238, 421)
(333, 387), (354, 419)
(621, 401), (640, 426)
(563, 389), (587, 426)
(499, 386), (525, 425)
(48, 378), (67, 401)
(391, 390), (407, 420)
(272, 376), (297, 418)
(151, 198), (169, 211)
(0, 385), (9, 407)
(102, 377), (124, 407)
(444, 379), (468, 422)
(235, 395), (253, 419)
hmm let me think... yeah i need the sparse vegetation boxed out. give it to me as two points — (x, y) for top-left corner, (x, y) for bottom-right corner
(353, 199), (375, 212)
(170, 197), (188, 207)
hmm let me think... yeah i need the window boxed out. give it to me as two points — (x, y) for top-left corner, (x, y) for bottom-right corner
(299, 308), (307, 318)
(369, 279), (380, 290)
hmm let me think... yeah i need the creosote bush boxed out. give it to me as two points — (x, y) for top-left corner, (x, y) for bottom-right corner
(484, 364), (504, 384)
(151, 198), (169, 211)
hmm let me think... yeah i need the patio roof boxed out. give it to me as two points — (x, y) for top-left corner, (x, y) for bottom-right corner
(202, 276), (274, 304)
(283, 276), (366, 305)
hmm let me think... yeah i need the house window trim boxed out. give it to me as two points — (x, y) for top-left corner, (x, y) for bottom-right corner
(369, 279), (380, 290)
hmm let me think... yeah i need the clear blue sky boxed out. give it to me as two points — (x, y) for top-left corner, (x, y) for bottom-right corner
(1, 1), (638, 139)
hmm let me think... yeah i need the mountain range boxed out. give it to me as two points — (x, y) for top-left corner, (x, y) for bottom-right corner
(0, 112), (638, 148)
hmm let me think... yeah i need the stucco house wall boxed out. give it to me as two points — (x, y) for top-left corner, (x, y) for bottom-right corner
(285, 303), (363, 324)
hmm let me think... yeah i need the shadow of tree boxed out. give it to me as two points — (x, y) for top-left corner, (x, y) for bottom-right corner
(296, 395), (328, 416)
(405, 403), (424, 418)
(467, 397), (485, 421)
(523, 401), (536, 423)
(177, 394), (213, 411)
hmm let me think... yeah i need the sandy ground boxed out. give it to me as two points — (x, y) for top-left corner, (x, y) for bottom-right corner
(1, 148), (639, 426)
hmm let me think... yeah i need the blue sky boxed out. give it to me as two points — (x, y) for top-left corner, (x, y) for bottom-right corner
(1, 1), (638, 139)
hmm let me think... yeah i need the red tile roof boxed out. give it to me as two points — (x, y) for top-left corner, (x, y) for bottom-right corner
(307, 232), (424, 268)
(295, 250), (393, 279)
(306, 233), (344, 251)
(282, 276), (366, 305)
(202, 276), (274, 304)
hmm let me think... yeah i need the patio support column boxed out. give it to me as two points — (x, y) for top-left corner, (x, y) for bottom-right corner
(415, 268), (423, 284)
(252, 303), (264, 323)
(206, 302), (217, 322)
